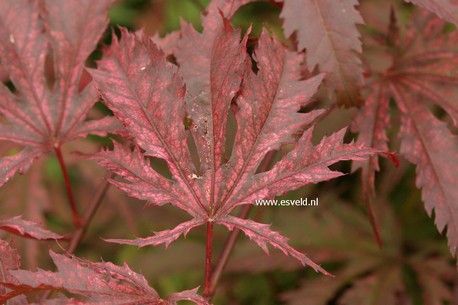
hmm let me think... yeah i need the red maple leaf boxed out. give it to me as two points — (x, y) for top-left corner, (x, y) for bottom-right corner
(1, 250), (208, 304)
(353, 10), (458, 254)
(0, 0), (121, 186)
(89, 2), (380, 275)
(0, 216), (62, 240)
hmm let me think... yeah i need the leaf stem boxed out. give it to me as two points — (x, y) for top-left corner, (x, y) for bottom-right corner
(54, 146), (81, 228)
(203, 220), (214, 297)
(208, 204), (251, 300)
(206, 149), (279, 300)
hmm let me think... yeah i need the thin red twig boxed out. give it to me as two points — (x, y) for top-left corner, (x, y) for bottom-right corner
(208, 204), (250, 299)
(54, 146), (81, 228)
(203, 220), (214, 298)
(66, 174), (112, 254)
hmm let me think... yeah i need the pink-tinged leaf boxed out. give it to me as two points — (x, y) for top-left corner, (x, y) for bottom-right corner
(176, 15), (248, 173)
(89, 143), (190, 210)
(164, 287), (209, 305)
(370, 11), (458, 254)
(0, 216), (62, 240)
(405, 0), (458, 27)
(67, 117), (124, 141)
(202, 0), (254, 30)
(0, 239), (27, 304)
(219, 215), (332, 276)
(151, 30), (180, 56)
(0, 0), (118, 185)
(221, 128), (379, 214)
(42, 0), (115, 138)
(151, 0), (253, 55)
(216, 29), (325, 208)
(105, 218), (206, 248)
(90, 29), (194, 178)
(280, 0), (364, 107)
(89, 30), (208, 219)
(5, 250), (205, 304)
(92, 11), (380, 273)
(391, 83), (458, 255)
(351, 86), (391, 247)
(0, 0), (48, 131)
(391, 12), (458, 127)
(0, 149), (43, 187)
(0, 239), (20, 274)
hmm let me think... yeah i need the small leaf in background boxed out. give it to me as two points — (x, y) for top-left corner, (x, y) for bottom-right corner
(355, 9), (458, 256)
(280, 0), (365, 107)
(405, 0), (458, 27)
(0, 239), (27, 304)
(0, 216), (62, 240)
(0, 0), (121, 186)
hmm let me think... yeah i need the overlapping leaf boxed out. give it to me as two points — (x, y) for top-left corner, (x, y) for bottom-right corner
(405, 0), (458, 27)
(391, 85), (458, 255)
(280, 0), (365, 107)
(354, 11), (458, 254)
(1, 250), (207, 304)
(0, 0), (120, 186)
(0, 216), (62, 240)
(0, 239), (27, 304)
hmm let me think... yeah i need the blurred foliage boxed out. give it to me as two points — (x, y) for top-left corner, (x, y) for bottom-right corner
(0, 0), (455, 304)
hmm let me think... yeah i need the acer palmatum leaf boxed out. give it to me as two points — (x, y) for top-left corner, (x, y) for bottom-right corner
(3, 251), (208, 305)
(0, 0), (121, 186)
(0, 216), (62, 240)
(90, 12), (379, 274)
(280, 0), (365, 107)
(391, 84), (458, 255)
(359, 11), (458, 255)
(405, 0), (458, 27)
